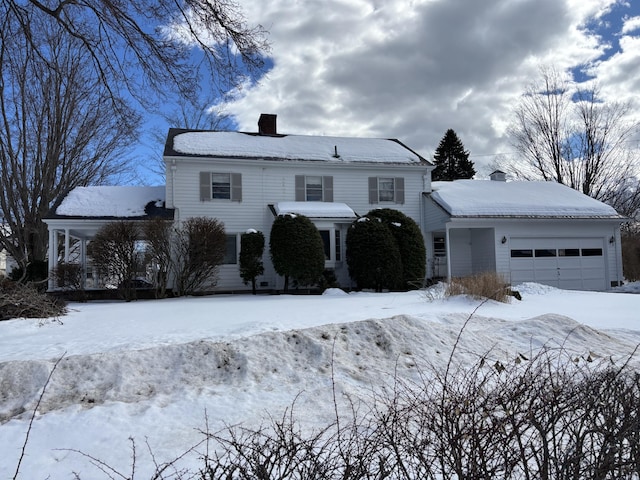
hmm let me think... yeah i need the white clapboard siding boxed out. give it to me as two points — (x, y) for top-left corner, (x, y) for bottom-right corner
(165, 156), (430, 291)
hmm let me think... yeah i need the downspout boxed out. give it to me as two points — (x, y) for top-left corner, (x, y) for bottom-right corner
(613, 225), (623, 288)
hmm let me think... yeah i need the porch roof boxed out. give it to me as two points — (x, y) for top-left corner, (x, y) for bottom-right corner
(272, 202), (358, 220)
(429, 180), (625, 220)
(44, 186), (173, 220)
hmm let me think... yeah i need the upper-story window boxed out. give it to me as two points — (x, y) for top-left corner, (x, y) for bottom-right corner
(368, 177), (405, 204)
(295, 175), (333, 202)
(212, 173), (231, 199)
(200, 172), (242, 202)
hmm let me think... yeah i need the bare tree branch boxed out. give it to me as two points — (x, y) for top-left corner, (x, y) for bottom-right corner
(0, 16), (139, 268)
(3, 0), (269, 107)
(507, 66), (640, 218)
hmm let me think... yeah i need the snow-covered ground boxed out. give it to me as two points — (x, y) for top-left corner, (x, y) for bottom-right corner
(1, 282), (639, 478)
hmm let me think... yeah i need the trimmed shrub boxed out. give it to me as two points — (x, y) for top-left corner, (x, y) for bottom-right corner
(346, 217), (402, 291)
(51, 261), (83, 291)
(239, 230), (265, 294)
(367, 208), (426, 288)
(270, 214), (325, 292)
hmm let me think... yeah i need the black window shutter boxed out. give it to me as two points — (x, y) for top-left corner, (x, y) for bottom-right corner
(231, 173), (242, 202)
(323, 176), (333, 202)
(395, 177), (405, 204)
(295, 175), (305, 201)
(368, 177), (378, 204)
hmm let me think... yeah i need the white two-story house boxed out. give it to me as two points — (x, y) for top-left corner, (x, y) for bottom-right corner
(163, 114), (432, 290)
(44, 114), (625, 293)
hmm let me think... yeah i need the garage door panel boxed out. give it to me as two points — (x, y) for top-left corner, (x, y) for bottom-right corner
(581, 267), (605, 279)
(559, 278), (584, 289)
(510, 271), (534, 284)
(533, 270), (560, 285)
(583, 278), (606, 290)
(558, 268), (582, 280)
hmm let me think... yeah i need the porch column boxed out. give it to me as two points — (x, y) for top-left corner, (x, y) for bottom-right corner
(48, 229), (58, 290)
(80, 238), (87, 289)
(64, 229), (70, 262)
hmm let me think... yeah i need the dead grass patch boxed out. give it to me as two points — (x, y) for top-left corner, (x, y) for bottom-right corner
(446, 271), (512, 303)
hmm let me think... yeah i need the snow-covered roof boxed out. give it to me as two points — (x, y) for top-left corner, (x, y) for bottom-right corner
(165, 129), (427, 165)
(429, 180), (623, 219)
(273, 202), (358, 219)
(52, 186), (168, 218)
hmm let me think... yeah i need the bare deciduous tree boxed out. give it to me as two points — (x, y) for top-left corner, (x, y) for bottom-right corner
(0, 0), (269, 277)
(150, 95), (232, 179)
(0, 17), (139, 273)
(143, 218), (174, 298)
(173, 216), (226, 296)
(2, 0), (269, 106)
(507, 66), (640, 218)
(87, 221), (144, 301)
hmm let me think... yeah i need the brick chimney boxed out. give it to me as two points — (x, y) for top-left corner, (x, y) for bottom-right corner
(258, 114), (277, 135)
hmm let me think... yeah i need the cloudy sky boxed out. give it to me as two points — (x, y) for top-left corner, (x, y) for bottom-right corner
(177, 0), (636, 178)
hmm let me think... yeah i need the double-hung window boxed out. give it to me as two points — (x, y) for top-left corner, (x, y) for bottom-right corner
(212, 173), (231, 199)
(368, 177), (405, 204)
(295, 175), (333, 202)
(200, 172), (242, 201)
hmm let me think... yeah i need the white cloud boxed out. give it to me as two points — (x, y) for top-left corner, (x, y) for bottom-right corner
(207, 0), (637, 174)
(622, 15), (640, 34)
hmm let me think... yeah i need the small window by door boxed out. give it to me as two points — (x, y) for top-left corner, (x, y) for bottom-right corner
(319, 230), (331, 260)
(433, 235), (446, 257)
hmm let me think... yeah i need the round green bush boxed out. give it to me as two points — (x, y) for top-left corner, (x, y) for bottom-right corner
(346, 217), (402, 291)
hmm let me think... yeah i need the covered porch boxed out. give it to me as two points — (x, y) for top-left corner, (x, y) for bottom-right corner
(270, 201), (359, 288)
(433, 226), (499, 281)
(43, 186), (172, 291)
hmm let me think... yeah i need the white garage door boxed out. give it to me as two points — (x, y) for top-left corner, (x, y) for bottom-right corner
(509, 237), (605, 291)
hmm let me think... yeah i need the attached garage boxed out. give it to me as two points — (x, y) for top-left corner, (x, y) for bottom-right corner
(509, 237), (606, 291)
(423, 176), (625, 291)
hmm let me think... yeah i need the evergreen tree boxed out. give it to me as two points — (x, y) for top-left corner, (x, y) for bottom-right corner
(346, 217), (402, 292)
(432, 129), (476, 181)
(270, 214), (325, 292)
(239, 230), (265, 294)
(366, 209), (426, 289)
